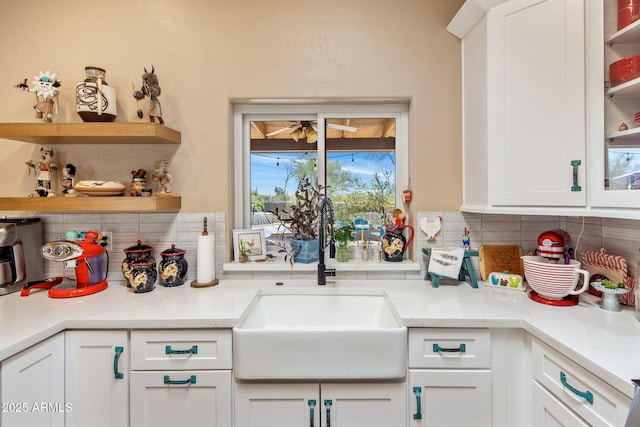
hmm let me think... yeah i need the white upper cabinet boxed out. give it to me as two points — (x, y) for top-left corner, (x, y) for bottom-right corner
(453, 0), (588, 212)
(487, 0), (586, 207)
(454, 0), (640, 217)
(590, 0), (640, 209)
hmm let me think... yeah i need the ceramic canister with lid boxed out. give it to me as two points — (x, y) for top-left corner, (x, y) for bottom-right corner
(122, 240), (155, 287)
(158, 244), (188, 287)
(129, 255), (157, 293)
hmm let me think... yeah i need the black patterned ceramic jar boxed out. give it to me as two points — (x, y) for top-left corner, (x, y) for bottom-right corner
(158, 244), (188, 287)
(129, 256), (157, 293)
(122, 240), (155, 287)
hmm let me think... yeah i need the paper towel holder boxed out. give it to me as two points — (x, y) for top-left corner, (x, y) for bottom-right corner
(190, 217), (219, 288)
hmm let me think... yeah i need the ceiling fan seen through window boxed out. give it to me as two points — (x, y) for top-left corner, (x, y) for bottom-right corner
(265, 120), (358, 143)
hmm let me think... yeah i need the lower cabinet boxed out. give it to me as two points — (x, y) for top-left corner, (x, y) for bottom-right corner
(130, 370), (231, 426)
(408, 328), (493, 426)
(1, 333), (65, 427)
(65, 330), (129, 427)
(65, 328), (233, 427)
(234, 381), (406, 427)
(532, 381), (590, 426)
(409, 370), (492, 426)
(530, 337), (631, 427)
(129, 329), (233, 427)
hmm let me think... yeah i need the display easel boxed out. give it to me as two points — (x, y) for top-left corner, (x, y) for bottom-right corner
(422, 248), (479, 288)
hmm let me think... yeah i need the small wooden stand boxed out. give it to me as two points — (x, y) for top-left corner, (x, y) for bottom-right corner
(422, 248), (479, 288)
(190, 279), (219, 288)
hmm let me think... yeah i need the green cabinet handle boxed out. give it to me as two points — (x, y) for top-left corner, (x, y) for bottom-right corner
(571, 160), (582, 192)
(433, 343), (466, 353)
(113, 346), (124, 379)
(413, 386), (422, 420)
(324, 400), (332, 427)
(163, 375), (196, 385)
(308, 399), (316, 427)
(560, 371), (593, 404)
(165, 345), (198, 355)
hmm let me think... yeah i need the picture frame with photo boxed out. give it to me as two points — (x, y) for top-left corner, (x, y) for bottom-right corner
(232, 228), (266, 262)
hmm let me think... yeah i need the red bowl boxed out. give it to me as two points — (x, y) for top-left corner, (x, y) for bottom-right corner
(618, 6), (640, 30)
(619, 0), (640, 9)
(610, 55), (640, 86)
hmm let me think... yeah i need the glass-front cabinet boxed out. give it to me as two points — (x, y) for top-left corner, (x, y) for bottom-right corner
(591, 0), (640, 209)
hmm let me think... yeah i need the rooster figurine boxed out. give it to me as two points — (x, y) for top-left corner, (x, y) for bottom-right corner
(420, 215), (442, 241)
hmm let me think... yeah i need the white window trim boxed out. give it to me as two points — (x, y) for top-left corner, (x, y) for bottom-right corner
(233, 101), (409, 230)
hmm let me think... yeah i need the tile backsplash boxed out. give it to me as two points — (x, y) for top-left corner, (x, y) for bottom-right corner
(418, 212), (640, 281)
(34, 212), (226, 283)
(24, 211), (640, 283)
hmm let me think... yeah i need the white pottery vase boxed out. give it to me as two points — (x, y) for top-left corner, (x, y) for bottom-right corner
(76, 66), (117, 122)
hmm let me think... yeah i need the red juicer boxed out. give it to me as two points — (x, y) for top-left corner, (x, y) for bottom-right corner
(21, 231), (108, 298)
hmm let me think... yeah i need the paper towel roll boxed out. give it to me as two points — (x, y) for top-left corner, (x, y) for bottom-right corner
(196, 234), (215, 283)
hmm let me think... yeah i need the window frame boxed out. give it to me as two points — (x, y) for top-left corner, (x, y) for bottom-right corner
(233, 102), (409, 229)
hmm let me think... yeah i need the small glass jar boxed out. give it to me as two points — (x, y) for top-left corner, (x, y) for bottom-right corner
(371, 248), (382, 262)
(362, 243), (369, 261)
(336, 242), (349, 262)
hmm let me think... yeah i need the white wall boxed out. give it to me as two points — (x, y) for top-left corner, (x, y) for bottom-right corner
(0, 0), (465, 217)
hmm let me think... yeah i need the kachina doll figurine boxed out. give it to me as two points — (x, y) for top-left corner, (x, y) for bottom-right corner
(130, 168), (147, 196)
(133, 66), (164, 124)
(15, 71), (62, 122)
(152, 160), (172, 194)
(26, 147), (58, 197)
(60, 164), (76, 195)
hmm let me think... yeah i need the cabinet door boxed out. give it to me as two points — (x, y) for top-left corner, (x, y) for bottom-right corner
(65, 330), (128, 427)
(235, 382), (320, 427)
(130, 370), (231, 427)
(532, 381), (590, 426)
(321, 382), (406, 427)
(487, 0), (586, 207)
(1, 333), (65, 427)
(409, 370), (491, 426)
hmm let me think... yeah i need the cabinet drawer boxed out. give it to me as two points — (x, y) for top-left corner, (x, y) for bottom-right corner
(531, 338), (630, 427)
(130, 370), (231, 427)
(130, 330), (231, 370)
(409, 328), (490, 369)
(532, 381), (590, 426)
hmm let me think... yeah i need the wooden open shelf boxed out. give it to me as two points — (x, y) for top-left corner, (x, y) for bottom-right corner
(0, 196), (181, 213)
(0, 122), (181, 145)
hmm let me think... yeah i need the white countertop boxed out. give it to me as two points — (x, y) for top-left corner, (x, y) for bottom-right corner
(2, 278), (640, 398)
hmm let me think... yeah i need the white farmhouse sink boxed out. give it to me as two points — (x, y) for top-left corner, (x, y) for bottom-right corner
(233, 291), (407, 380)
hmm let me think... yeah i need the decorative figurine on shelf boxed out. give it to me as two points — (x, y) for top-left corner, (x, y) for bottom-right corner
(60, 164), (76, 195)
(15, 71), (61, 122)
(462, 227), (471, 251)
(133, 66), (164, 124)
(130, 169), (147, 197)
(26, 147), (58, 197)
(152, 160), (173, 195)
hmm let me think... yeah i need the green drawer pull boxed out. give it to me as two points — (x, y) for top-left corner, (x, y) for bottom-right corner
(433, 343), (466, 353)
(413, 386), (422, 420)
(560, 371), (593, 404)
(165, 345), (198, 355)
(324, 400), (332, 427)
(113, 346), (124, 379)
(308, 399), (316, 427)
(163, 375), (196, 385)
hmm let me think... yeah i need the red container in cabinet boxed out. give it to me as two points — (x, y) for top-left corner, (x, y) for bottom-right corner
(618, 0), (640, 30)
(610, 55), (640, 86)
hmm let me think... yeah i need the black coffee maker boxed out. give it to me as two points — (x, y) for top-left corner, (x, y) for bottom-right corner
(0, 218), (43, 295)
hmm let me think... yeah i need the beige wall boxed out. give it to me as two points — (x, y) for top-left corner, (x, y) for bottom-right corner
(0, 0), (464, 216)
